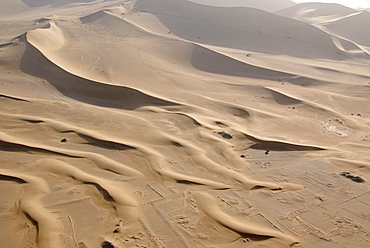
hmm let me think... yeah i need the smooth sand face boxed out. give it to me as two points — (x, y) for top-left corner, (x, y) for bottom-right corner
(0, 0), (369, 247)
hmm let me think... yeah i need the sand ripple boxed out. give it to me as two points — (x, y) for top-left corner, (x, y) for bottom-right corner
(1, 0), (370, 247)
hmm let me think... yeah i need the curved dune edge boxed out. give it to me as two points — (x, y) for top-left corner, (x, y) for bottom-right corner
(0, 94), (31, 102)
(21, 42), (180, 111)
(193, 191), (300, 246)
(26, 21), (65, 51)
(328, 157), (370, 170)
(144, 106), (329, 153)
(36, 159), (139, 222)
(25, 22), (181, 108)
(133, 0), (370, 61)
(1, 111), (305, 191)
(264, 87), (366, 128)
(115, 9), (333, 82)
(140, 101), (329, 153)
(1, 1), (370, 247)
(108, 8), (357, 83)
(0, 169), (64, 248)
(23, 11), (338, 100)
(157, 168), (231, 189)
(0, 131), (143, 177)
(0, 158), (140, 248)
(3, 113), (236, 190)
(0, 113), (233, 189)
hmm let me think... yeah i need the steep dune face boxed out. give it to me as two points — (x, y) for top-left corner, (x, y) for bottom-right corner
(1, 0), (370, 247)
(23, 30), (179, 109)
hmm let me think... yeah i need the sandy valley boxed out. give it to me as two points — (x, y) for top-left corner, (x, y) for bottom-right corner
(0, 0), (370, 247)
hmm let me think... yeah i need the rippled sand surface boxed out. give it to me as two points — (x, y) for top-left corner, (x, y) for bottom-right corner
(1, 0), (370, 247)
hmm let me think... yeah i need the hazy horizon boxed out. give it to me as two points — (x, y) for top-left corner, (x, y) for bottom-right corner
(1, 0), (369, 248)
(189, 0), (370, 9)
(294, 0), (370, 9)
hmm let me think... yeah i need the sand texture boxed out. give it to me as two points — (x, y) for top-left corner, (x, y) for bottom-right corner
(0, 0), (370, 247)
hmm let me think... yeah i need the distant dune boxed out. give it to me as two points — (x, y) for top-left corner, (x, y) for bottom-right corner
(321, 10), (370, 47)
(188, 0), (296, 12)
(1, 0), (370, 248)
(276, 2), (356, 23)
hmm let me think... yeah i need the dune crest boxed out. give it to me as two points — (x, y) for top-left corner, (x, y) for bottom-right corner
(27, 21), (65, 51)
(1, 0), (370, 247)
(193, 191), (300, 246)
(0, 169), (66, 248)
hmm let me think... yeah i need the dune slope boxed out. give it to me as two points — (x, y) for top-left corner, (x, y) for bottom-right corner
(0, 0), (370, 248)
(133, 0), (370, 60)
(321, 10), (370, 47)
(276, 2), (356, 23)
(188, 0), (296, 12)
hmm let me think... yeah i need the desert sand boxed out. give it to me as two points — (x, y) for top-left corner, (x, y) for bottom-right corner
(0, 0), (369, 247)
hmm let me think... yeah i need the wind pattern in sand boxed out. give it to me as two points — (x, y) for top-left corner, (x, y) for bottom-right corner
(0, 0), (370, 247)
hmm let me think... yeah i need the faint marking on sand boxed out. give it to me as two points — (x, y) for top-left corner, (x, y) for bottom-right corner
(37, 159), (139, 224)
(68, 216), (79, 248)
(319, 121), (350, 136)
(147, 183), (164, 198)
(193, 192), (300, 246)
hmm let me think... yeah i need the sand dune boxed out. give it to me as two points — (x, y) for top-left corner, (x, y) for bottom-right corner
(134, 0), (346, 57)
(277, 3), (370, 53)
(276, 2), (356, 23)
(1, 0), (370, 247)
(321, 10), (370, 47)
(188, 0), (296, 12)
